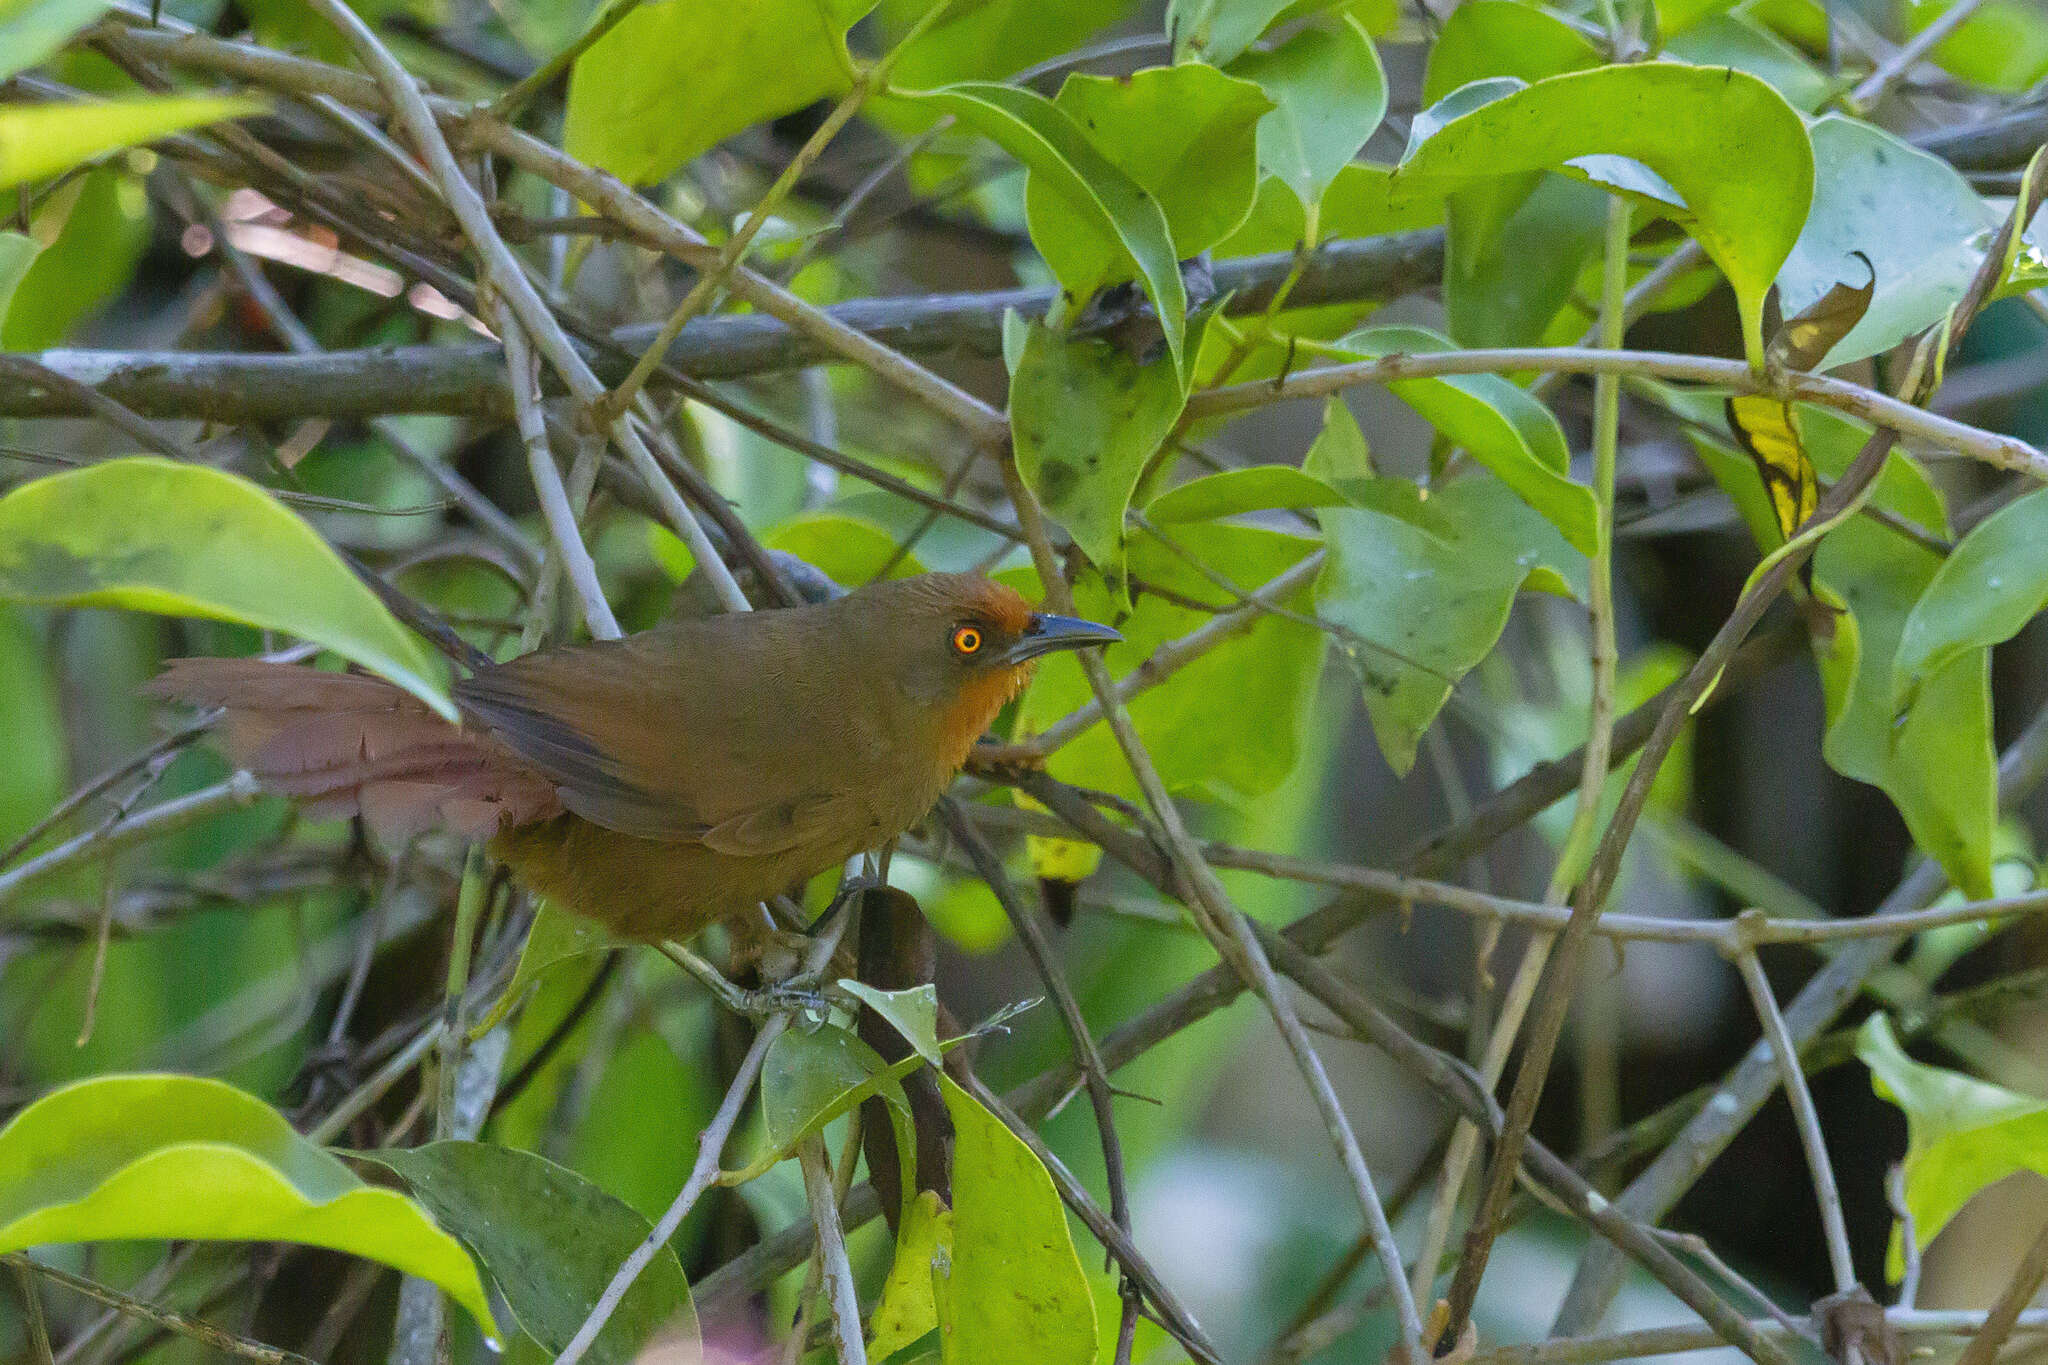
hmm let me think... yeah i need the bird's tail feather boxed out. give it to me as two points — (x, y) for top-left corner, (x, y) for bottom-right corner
(144, 658), (560, 841)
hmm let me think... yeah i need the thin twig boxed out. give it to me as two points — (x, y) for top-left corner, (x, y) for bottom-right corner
(797, 1135), (867, 1365)
(4, 1255), (316, 1365)
(1730, 944), (1857, 1294)
(1846, 0), (1993, 112)
(1951, 1216), (2048, 1365)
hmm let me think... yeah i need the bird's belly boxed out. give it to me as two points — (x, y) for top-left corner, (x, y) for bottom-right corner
(489, 814), (872, 942)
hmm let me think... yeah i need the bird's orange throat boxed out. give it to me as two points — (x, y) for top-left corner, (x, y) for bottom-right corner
(937, 662), (1035, 771)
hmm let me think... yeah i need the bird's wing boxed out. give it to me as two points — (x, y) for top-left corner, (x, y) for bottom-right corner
(456, 643), (711, 842)
(698, 792), (868, 858)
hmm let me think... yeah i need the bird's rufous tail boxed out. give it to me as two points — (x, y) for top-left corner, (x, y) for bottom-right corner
(144, 658), (559, 841)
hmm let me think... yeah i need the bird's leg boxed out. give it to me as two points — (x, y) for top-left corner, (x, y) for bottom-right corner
(657, 938), (834, 1023)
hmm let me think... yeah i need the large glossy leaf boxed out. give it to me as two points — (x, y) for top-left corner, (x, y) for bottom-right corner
(1397, 64), (1813, 368)
(0, 0), (111, 80)
(1227, 16), (1386, 225)
(935, 1076), (1097, 1365)
(0, 458), (456, 718)
(1014, 524), (1323, 804)
(1858, 1015), (2048, 1278)
(0, 95), (263, 191)
(365, 1142), (695, 1365)
(1895, 484), (2048, 704)
(1331, 325), (1597, 553)
(0, 1075), (497, 1334)
(563, 0), (875, 186)
(1320, 473), (1585, 774)
(1026, 65), (1269, 292)
(1775, 116), (1994, 371)
(905, 84), (1187, 371)
(1010, 319), (1187, 583)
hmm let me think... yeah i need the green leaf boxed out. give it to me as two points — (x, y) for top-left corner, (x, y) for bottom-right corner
(1010, 319), (1187, 583)
(935, 1075), (1098, 1365)
(1791, 412), (1996, 898)
(471, 903), (617, 1039)
(0, 458), (456, 719)
(1420, 0), (1600, 103)
(1319, 473), (1586, 773)
(1214, 162), (1447, 258)
(1016, 524), (1323, 804)
(563, 0), (876, 186)
(2, 169), (150, 350)
(1904, 0), (2048, 91)
(1895, 484), (2048, 705)
(839, 981), (943, 1065)
(1026, 66), (1270, 287)
(0, 606), (66, 854)
(0, 1075), (497, 1335)
(1664, 13), (1831, 111)
(0, 95), (264, 191)
(1774, 116), (1995, 373)
(1397, 63), (1813, 368)
(364, 1142), (695, 1365)
(902, 83), (1187, 373)
(1331, 325), (1597, 553)
(1446, 173), (1609, 348)
(1858, 1014), (2048, 1279)
(733, 1025), (921, 1195)
(1145, 465), (1345, 523)
(0, 0), (114, 81)
(869, 1190), (950, 1358)
(877, 0), (1136, 89)
(1228, 16), (1387, 220)
(0, 230), (37, 330)
(1302, 396), (1373, 497)
(1166, 0), (1292, 64)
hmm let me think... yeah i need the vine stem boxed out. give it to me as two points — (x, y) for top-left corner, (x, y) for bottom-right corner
(998, 457), (1429, 1365)
(1415, 191), (1632, 1320)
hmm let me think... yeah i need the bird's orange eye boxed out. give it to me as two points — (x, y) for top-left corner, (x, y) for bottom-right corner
(951, 626), (983, 656)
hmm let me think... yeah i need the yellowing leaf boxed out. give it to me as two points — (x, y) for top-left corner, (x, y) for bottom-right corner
(1724, 395), (1816, 545)
(867, 1189), (951, 1359)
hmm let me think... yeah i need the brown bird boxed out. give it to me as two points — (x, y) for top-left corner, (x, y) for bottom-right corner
(146, 573), (1119, 941)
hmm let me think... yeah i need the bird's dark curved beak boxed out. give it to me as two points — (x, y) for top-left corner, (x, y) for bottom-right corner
(1006, 613), (1122, 665)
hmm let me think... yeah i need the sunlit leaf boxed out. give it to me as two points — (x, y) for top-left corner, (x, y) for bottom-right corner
(0, 458), (455, 719)
(1858, 1014), (2048, 1278)
(868, 1189), (951, 1359)
(1214, 162), (1447, 258)
(1331, 325), (1597, 552)
(935, 1075), (1097, 1365)
(1145, 465), (1345, 523)
(1228, 15), (1387, 221)
(0, 95), (263, 191)
(878, 0), (1137, 89)
(840, 981), (943, 1065)
(1904, 0), (2048, 91)
(1665, 13), (1830, 110)
(0, 1075), (497, 1335)
(365, 1142), (696, 1365)
(563, 0), (876, 186)
(1398, 64), (1813, 368)
(1026, 64), (1271, 285)
(1010, 319), (1186, 584)
(1016, 524), (1322, 804)
(903, 83), (1187, 373)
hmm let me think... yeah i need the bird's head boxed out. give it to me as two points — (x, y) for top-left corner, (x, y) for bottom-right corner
(856, 572), (1120, 761)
